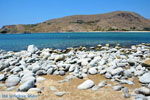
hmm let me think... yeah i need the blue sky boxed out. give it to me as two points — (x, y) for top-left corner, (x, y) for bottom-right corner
(0, 0), (150, 27)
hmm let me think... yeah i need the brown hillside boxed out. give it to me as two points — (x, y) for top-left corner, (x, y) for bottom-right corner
(1, 11), (150, 33)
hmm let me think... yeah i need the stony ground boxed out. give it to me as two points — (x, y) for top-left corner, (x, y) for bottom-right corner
(0, 44), (150, 100)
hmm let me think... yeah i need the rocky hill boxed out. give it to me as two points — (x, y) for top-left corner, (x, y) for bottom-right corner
(1, 11), (150, 33)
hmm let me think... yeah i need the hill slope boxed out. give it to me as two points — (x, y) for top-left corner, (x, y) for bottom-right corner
(1, 11), (150, 33)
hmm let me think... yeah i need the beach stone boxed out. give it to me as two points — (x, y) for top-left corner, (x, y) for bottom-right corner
(47, 68), (54, 75)
(139, 72), (150, 84)
(88, 67), (97, 75)
(135, 94), (147, 100)
(53, 70), (59, 75)
(98, 81), (107, 88)
(122, 87), (131, 98)
(22, 70), (34, 76)
(0, 74), (6, 81)
(76, 73), (84, 79)
(100, 69), (107, 74)
(135, 87), (150, 96)
(36, 77), (46, 83)
(105, 73), (112, 79)
(59, 70), (66, 76)
(113, 85), (123, 91)
(148, 83), (150, 89)
(32, 64), (41, 73)
(26, 57), (36, 63)
(111, 68), (124, 75)
(131, 45), (137, 50)
(65, 74), (76, 81)
(54, 55), (65, 62)
(19, 79), (35, 92)
(128, 61), (135, 66)
(81, 59), (89, 66)
(91, 85), (100, 91)
(77, 80), (95, 90)
(135, 70), (145, 76)
(50, 86), (58, 91)
(58, 79), (68, 83)
(11, 67), (22, 74)
(2, 68), (11, 73)
(0, 62), (9, 71)
(82, 68), (88, 73)
(123, 70), (133, 78)
(119, 80), (134, 85)
(89, 60), (98, 67)
(9, 59), (20, 66)
(117, 63), (127, 67)
(106, 44), (110, 47)
(82, 73), (88, 78)
(54, 91), (66, 97)
(69, 65), (75, 72)
(27, 45), (38, 54)
(73, 67), (79, 74)
(122, 87), (129, 93)
(36, 70), (46, 76)
(21, 75), (35, 83)
(5, 76), (20, 87)
(147, 96), (150, 100)
(41, 50), (51, 58)
(28, 88), (41, 93)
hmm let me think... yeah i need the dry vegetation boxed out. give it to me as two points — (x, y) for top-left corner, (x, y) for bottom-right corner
(1, 11), (150, 33)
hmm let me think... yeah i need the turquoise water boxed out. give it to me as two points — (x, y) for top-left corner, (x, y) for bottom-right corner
(0, 32), (150, 51)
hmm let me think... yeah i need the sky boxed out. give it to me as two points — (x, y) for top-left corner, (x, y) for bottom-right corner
(0, 0), (150, 27)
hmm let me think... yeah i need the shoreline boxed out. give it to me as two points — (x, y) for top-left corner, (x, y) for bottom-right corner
(0, 31), (150, 34)
(1, 43), (150, 52)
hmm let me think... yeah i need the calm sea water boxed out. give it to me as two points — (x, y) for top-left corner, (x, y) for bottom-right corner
(0, 32), (150, 51)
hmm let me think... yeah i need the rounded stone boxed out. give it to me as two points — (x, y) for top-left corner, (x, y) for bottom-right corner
(69, 65), (75, 72)
(59, 71), (66, 76)
(28, 88), (41, 93)
(21, 75), (35, 83)
(98, 81), (107, 88)
(27, 45), (38, 54)
(88, 68), (97, 75)
(139, 72), (150, 84)
(5, 76), (20, 87)
(47, 68), (54, 75)
(111, 68), (124, 76)
(36, 70), (46, 76)
(54, 91), (66, 97)
(77, 80), (95, 90)
(135, 87), (150, 95)
(19, 80), (35, 92)
(36, 77), (46, 83)
(113, 85), (123, 91)
(0, 74), (6, 81)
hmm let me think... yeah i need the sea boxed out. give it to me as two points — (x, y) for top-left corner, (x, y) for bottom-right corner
(0, 32), (150, 51)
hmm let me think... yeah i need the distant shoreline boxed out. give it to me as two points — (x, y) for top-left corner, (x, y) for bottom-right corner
(0, 31), (150, 34)
(88, 31), (150, 32)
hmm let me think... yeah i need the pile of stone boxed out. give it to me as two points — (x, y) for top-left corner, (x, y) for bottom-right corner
(0, 44), (150, 100)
